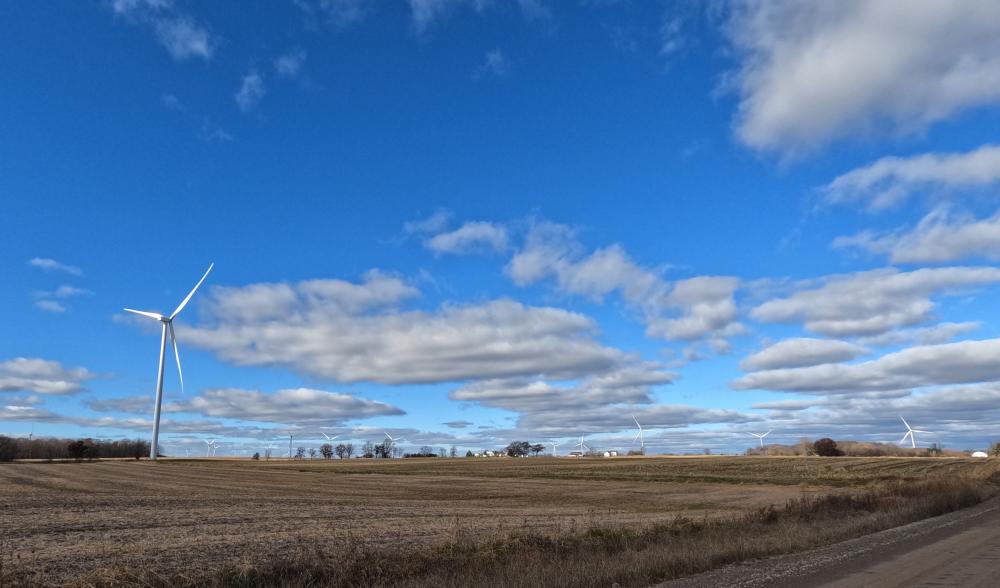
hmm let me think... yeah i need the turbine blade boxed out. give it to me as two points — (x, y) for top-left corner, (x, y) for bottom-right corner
(124, 308), (164, 321)
(170, 263), (214, 320)
(632, 415), (641, 428)
(169, 322), (183, 395)
(632, 431), (641, 443)
(912, 429), (932, 433)
(900, 432), (911, 444)
(764, 430), (772, 437)
(900, 416), (910, 430)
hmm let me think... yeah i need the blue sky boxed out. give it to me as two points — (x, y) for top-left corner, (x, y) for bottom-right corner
(5, 1), (1000, 455)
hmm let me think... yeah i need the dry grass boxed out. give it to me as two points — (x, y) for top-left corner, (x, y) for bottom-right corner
(2, 457), (998, 587)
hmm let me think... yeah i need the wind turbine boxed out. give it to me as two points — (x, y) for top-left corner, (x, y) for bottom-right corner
(899, 416), (931, 449)
(575, 435), (589, 455)
(287, 432), (294, 459)
(631, 415), (645, 455)
(384, 432), (401, 457)
(322, 432), (339, 443)
(749, 430), (772, 448)
(204, 439), (216, 457)
(550, 441), (560, 457)
(125, 263), (213, 460)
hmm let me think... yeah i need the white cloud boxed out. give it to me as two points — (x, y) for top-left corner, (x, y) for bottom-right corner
(169, 388), (404, 424)
(154, 17), (213, 61)
(295, 0), (370, 27)
(823, 145), (1000, 211)
(27, 257), (82, 276)
(0, 358), (95, 395)
(404, 210), (453, 235)
(857, 321), (980, 347)
(181, 271), (629, 384)
(111, 1), (213, 62)
(732, 337), (1000, 394)
(741, 338), (869, 371)
(474, 49), (511, 79)
(275, 49), (307, 78)
(751, 267), (1000, 337)
(724, 2), (1000, 154)
(235, 72), (266, 112)
(408, 0), (548, 35)
(834, 207), (1000, 263)
(33, 300), (66, 314)
(426, 221), (509, 254)
(506, 221), (743, 343)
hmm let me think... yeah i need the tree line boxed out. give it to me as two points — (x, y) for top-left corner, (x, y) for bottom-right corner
(0, 435), (150, 461)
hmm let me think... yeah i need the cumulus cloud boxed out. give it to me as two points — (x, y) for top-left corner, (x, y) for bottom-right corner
(741, 338), (869, 371)
(0, 358), (95, 395)
(732, 338), (1000, 394)
(506, 221), (744, 343)
(168, 388), (404, 424)
(724, 2), (1000, 154)
(833, 207), (1000, 263)
(181, 271), (628, 384)
(111, 0), (213, 61)
(404, 210), (453, 235)
(857, 321), (979, 347)
(751, 267), (1000, 337)
(27, 257), (82, 276)
(32, 285), (92, 314)
(235, 71), (266, 112)
(823, 145), (1000, 211)
(426, 221), (509, 254)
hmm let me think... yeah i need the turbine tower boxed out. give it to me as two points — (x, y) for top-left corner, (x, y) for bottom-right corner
(749, 430), (772, 449)
(631, 415), (645, 455)
(125, 263), (214, 460)
(550, 441), (560, 457)
(899, 416), (931, 449)
(384, 432), (400, 457)
(575, 435), (589, 455)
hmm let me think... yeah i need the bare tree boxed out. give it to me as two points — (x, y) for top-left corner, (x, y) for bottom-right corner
(335, 443), (347, 459)
(449, 445), (457, 458)
(308, 447), (317, 459)
(295, 446), (306, 460)
(344, 442), (354, 458)
(320, 443), (334, 459)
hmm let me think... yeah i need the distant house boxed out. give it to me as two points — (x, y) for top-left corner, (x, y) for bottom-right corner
(568, 451), (584, 457)
(603, 450), (619, 457)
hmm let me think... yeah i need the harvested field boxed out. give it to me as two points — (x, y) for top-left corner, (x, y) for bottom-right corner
(2, 457), (998, 586)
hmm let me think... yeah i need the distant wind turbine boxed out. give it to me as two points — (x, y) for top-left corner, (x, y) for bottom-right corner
(575, 435), (589, 455)
(899, 416), (931, 449)
(631, 415), (644, 454)
(550, 441), (560, 457)
(749, 430), (772, 448)
(125, 263), (213, 460)
(322, 432), (339, 442)
(287, 432), (294, 459)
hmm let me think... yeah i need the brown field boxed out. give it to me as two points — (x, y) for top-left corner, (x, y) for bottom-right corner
(2, 456), (999, 586)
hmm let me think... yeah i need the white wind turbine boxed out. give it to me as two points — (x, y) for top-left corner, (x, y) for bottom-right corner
(899, 416), (931, 449)
(287, 432), (295, 459)
(384, 432), (401, 457)
(550, 441), (560, 457)
(204, 439), (217, 457)
(631, 415), (645, 455)
(749, 430), (772, 449)
(575, 435), (590, 455)
(322, 432), (339, 443)
(125, 263), (214, 460)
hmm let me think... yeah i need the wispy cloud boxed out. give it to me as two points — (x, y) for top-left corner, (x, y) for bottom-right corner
(275, 48), (308, 78)
(235, 71), (266, 113)
(111, 0), (214, 62)
(474, 49), (511, 79)
(27, 257), (82, 276)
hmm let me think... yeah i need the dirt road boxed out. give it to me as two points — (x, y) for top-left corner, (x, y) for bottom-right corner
(662, 495), (1000, 588)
